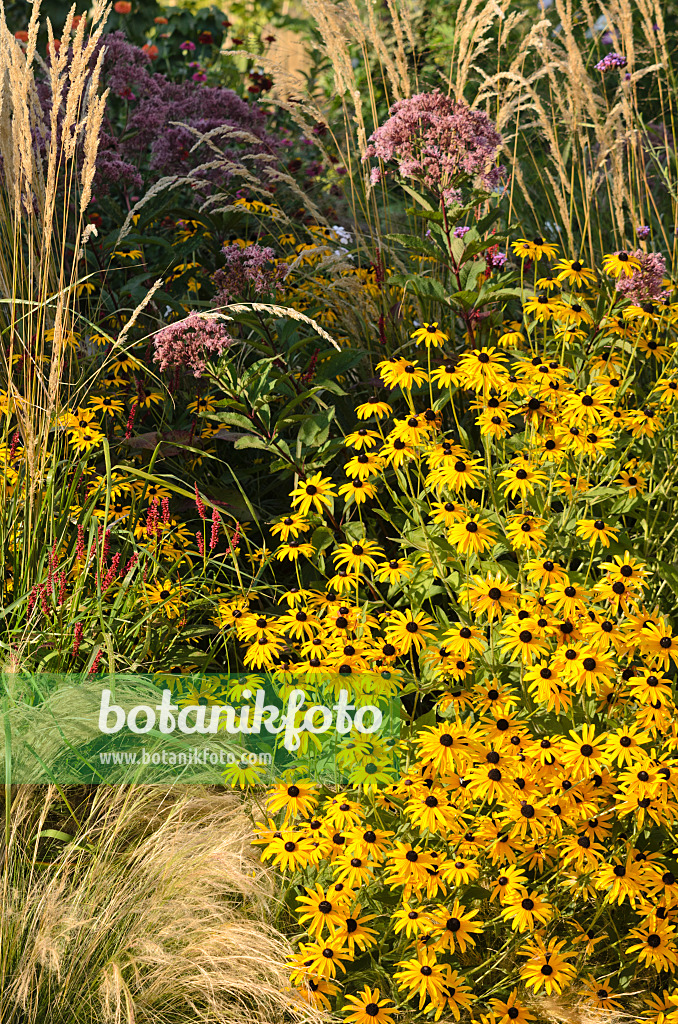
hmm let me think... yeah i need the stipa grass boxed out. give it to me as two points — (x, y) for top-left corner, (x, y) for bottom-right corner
(0, 785), (323, 1024)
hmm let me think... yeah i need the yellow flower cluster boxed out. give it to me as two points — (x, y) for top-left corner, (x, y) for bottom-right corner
(240, 248), (678, 1019)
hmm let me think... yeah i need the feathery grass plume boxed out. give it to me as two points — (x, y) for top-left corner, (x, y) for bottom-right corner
(0, 785), (323, 1024)
(0, 0), (110, 580)
(477, 0), (675, 255)
(215, 302), (343, 350)
(537, 993), (631, 1023)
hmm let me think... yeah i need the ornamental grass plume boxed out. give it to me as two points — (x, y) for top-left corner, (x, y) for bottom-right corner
(0, 785), (322, 1024)
(363, 89), (504, 204)
(0, 0), (109, 509)
(537, 993), (627, 1022)
(153, 313), (233, 377)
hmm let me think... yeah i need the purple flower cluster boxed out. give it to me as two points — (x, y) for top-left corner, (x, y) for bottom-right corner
(153, 314), (233, 377)
(363, 90), (504, 205)
(636, 225), (651, 240)
(89, 33), (276, 193)
(615, 249), (668, 304)
(486, 247), (507, 270)
(595, 52), (627, 72)
(212, 244), (289, 306)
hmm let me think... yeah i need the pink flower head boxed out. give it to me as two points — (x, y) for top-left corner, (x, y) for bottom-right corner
(615, 249), (668, 304)
(212, 243), (288, 306)
(595, 52), (627, 72)
(363, 89), (504, 205)
(153, 313), (233, 378)
(180, 40), (196, 51)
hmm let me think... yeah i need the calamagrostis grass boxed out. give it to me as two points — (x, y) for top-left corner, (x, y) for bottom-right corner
(0, 785), (324, 1024)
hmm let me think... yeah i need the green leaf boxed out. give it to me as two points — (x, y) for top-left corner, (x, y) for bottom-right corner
(476, 208), (504, 234)
(315, 348), (365, 379)
(448, 289), (480, 310)
(656, 560), (678, 598)
(209, 412), (257, 431)
(311, 526), (334, 553)
(298, 407), (335, 447)
(311, 379), (347, 396)
(387, 273), (449, 303)
(462, 235), (507, 262)
(405, 208), (444, 223)
(38, 829), (73, 841)
(233, 436), (272, 452)
(460, 260), (486, 292)
(384, 233), (444, 259)
(399, 183), (434, 211)
(476, 285), (524, 303)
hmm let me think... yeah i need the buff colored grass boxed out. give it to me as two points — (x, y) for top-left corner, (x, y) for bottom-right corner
(0, 785), (324, 1024)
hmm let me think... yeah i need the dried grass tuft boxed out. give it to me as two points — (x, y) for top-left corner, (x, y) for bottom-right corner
(536, 994), (637, 1024)
(0, 785), (326, 1024)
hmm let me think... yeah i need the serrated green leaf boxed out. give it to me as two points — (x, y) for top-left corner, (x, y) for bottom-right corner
(387, 273), (449, 303)
(384, 233), (444, 259)
(234, 436), (272, 452)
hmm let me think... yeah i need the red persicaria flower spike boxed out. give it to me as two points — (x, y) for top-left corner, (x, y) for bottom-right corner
(76, 524), (85, 561)
(146, 500), (159, 538)
(194, 482), (206, 519)
(102, 553), (121, 592)
(58, 570), (66, 605)
(89, 649), (103, 675)
(27, 585), (37, 617)
(229, 523), (241, 553)
(161, 497), (171, 524)
(122, 553), (138, 576)
(72, 621), (83, 657)
(8, 430), (19, 462)
(210, 508), (221, 550)
(196, 531), (205, 555)
(39, 584), (50, 616)
(125, 401), (137, 439)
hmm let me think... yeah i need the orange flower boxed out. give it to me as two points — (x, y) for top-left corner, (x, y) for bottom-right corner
(114, 1), (132, 12)
(141, 43), (159, 58)
(14, 30), (29, 42)
(154, 15), (168, 23)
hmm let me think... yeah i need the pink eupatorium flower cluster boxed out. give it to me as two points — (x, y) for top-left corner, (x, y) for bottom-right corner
(212, 243), (289, 306)
(363, 90), (504, 205)
(615, 249), (668, 304)
(153, 313), (233, 378)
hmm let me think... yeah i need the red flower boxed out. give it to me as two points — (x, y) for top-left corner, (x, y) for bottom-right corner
(114, 1), (132, 13)
(14, 30), (29, 42)
(141, 43), (159, 59)
(154, 15), (168, 23)
(198, 31), (213, 44)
